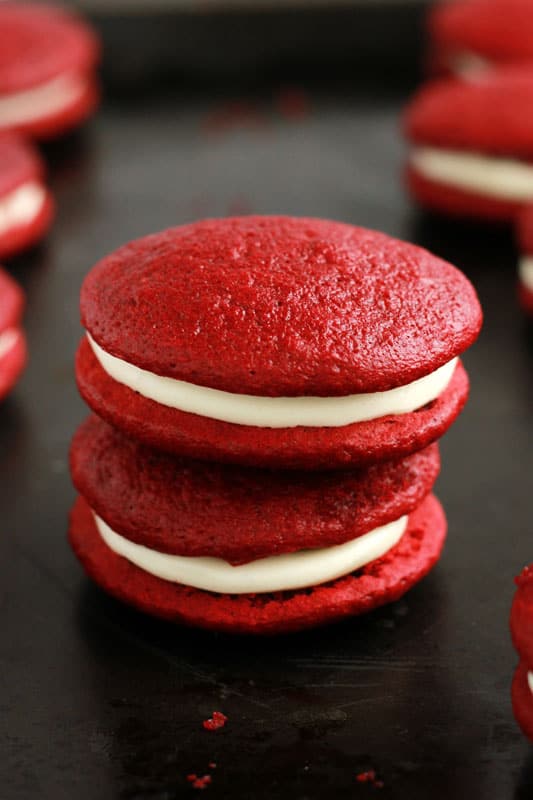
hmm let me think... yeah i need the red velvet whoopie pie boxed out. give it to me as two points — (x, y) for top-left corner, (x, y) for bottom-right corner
(511, 565), (533, 741)
(69, 415), (445, 635)
(428, 0), (533, 78)
(76, 216), (482, 470)
(0, 2), (100, 139)
(0, 267), (27, 400)
(0, 133), (54, 260)
(405, 68), (533, 223)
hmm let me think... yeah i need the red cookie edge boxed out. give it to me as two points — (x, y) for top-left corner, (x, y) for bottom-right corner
(0, 326), (26, 399)
(512, 662), (533, 742)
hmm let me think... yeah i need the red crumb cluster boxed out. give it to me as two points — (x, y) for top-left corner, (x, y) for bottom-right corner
(187, 774), (212, 790)
(276, 87), (310, 120)
(356, 770), (384, 789)
(202, 711), (227, 731)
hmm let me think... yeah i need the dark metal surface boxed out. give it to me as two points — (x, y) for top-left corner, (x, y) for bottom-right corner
(2, 83), (533, 799)
(88, 8), (427, 91)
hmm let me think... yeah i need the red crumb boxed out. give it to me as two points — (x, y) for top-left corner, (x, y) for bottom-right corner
(203, 101), (265, 134)
(191, 775), (212, 790)
(276, 87), (310, 120)
(356, 770), (376, 783)
(203, 711), (227, 731)
(356, 770), (383, 788)
(208, 762), (217, 769)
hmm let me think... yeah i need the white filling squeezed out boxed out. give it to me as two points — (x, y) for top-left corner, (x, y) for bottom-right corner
(411, 147), (533, 202)
(0, 73), (87, 126)
(448, 51), (493, 79)
(0, 328), (18, 361)
(94, 511), (408, 595)
(87, 334), (457, 429)
(519, 256), (533, 293)
(0, 182), (46, 236)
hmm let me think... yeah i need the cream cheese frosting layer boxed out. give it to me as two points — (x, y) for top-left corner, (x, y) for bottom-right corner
(519, 256), (533, 293)
(94, 511), (408, 595)
(528, 672), (533, 696)
(0, 182), (46, 236)
(0, 73), (88, 127)
(448, 51), (493, 79)
(87, 334), (458, 429)
(411, 147), (533, 202)
(0, 328), (19, 361)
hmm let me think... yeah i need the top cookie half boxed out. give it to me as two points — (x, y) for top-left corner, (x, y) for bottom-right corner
(77, 216), (482, 468)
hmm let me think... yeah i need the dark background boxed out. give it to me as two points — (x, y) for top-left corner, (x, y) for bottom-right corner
(2, 3), (533, 799)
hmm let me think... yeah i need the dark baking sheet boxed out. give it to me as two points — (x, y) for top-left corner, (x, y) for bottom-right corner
(2, 63), (533, 800)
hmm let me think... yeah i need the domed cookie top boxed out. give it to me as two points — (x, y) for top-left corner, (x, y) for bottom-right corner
(406, 69), (533, 158)
(81, 216), (481, 397)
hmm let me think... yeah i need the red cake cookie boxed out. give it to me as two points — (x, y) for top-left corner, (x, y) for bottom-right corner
(69, 416), (446, 634)
(71, 415), (441, 564)
(516, 205), (533, 315)
(429, 0), (533, 78)
(0, 133), (54, 260)
(76, 216), (482, 469)
(0, 3), (100, 139)
(511, 565), (533, 740)
(0, 267), (27, 399)
(405, 69), (533, 223)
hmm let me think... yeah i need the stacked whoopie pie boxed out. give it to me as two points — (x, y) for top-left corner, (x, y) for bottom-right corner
(70, 216), (482, 634)
(407, 5), (533, 315)
(511, 565), (533, 741)
(404, 69), (533, 224)
(0, 2), (100, 140)
(428, 0), (533, 79)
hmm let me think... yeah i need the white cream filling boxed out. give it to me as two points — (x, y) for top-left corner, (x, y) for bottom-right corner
(0, 73), (87, 127)
(87, 335), (457, 429)
(448, 51), (493, 79)
(411, 147), (533, 202)
(0, 328), (18, 361)
(519, 256), (533, 293)
(528, 672), (533, 696)
(94, 510), (408, 595)
(0, 182), (46, 236)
